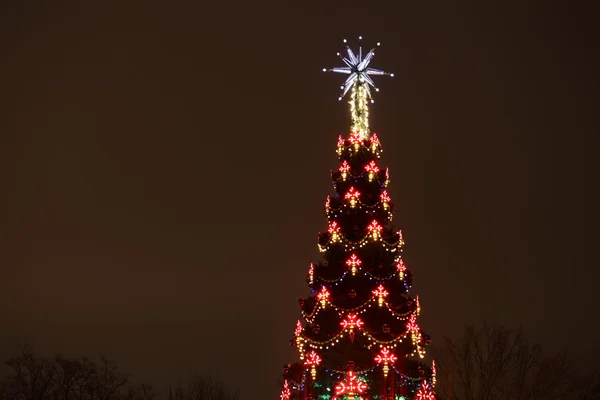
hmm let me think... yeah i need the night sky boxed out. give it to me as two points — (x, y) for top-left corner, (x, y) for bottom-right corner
(1, 1), (598, 399)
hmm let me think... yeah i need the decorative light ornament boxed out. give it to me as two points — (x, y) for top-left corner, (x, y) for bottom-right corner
(324, 38), (393, 139)
(325, 195), (331, 212)
(345, 254), (362, 276)
(295, 320), (303, 336)
(365, 161), (380, 182)
(432, 359), (437, 387)
(407, 313), (425, 357)
(344, 187), (361, 208)
(374, 346), (398, 377)
(415, 380), (436, 400)
(367, 220), (383, 241)
(416, 295), (421, 315)
(372, 284), (389, 307)
(339, 161), (351, 180)
(308, 264), (314, 284)
(328, 221), (341, 242)
(341, 313), (364, 329)
(317, 286), (330, 308)
(380, 190), (391, 210)
(341, 313), (363, 342)
(304, 350), (322, 379)
(370, 133), (381, 152)
(397, 259), (407, 280)
(333, 369), (368, 400)
(280, 380), (291, 400)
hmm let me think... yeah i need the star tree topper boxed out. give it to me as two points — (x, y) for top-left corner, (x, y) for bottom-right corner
(323, 36), (394, 139)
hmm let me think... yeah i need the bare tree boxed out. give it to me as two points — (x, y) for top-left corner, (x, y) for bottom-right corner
(433, 323), (585, 400)
(167, 376), (238, 400)
(0, 347), (154, 400)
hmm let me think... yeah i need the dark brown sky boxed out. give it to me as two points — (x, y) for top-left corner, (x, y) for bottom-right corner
(1, 1), (598, 399)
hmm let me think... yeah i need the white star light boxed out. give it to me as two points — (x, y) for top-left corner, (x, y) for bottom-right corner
(323, 37), (394, 102)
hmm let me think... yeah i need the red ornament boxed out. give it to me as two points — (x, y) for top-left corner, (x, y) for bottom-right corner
(348, 132), (362, 144)
(382, 324), (390, 333)
(304, 351), (322, 367)
(328, 221), (341, 234)
(375, 347), (398, 365)
(415, 380), (435, 400)
(372, 285), (389, 307)
(380, 190), (391, 203)
(295, 320), (303, 336)
(407, 313), (420, 334)
(339, 161), (351, 174)
(334, 370), (368, 399)
(348, 289), (357, 298)
(370, 133), (381, 147)
(280, 380), (291, 400)
(312, 325), (320, 334)
(341, 314), (364, 329)
(317, 287), (330, 307)
(345, 187), (361, 207)
(367, 220), (383, 240)
(365, 161), (380, 174)
(346, 254), (362, 276)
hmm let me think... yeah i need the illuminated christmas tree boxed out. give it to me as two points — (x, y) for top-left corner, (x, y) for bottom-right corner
(279, 38), (436, 400)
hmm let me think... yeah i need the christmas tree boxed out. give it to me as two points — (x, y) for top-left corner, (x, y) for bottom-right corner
(280, 38), (436, 400)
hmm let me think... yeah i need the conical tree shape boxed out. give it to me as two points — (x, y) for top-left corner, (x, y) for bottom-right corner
(280, 41), (436, 400)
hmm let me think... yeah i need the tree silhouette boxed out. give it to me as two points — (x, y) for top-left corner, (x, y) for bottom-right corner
(434, 323), (586, 400)
(0, 346), (153, 400)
